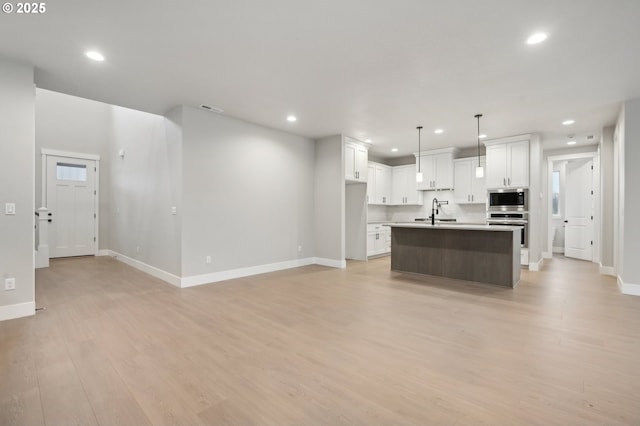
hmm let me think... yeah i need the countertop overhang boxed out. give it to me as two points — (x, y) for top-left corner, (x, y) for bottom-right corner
(387, 223), (519, 232)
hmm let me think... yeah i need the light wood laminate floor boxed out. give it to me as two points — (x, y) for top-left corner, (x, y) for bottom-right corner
(2, 255), (640, 425)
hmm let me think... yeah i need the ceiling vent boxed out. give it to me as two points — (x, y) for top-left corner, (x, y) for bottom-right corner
(200, 104), (224, 114)
(586, 135), (595, 140)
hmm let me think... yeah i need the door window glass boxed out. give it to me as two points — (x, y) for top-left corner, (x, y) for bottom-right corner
(552, 170), (560, 216)
(57, 163), (87, 181)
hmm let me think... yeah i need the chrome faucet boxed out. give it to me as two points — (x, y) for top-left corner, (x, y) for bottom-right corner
(431, 198), (449, 225)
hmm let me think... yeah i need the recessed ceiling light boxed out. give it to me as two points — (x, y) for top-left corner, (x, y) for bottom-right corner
(479, 134), (487, 139)
(365, 139), (372, 143)
(526, 33), (548, 45)
(434, 129), (444, 134)
(567, 141), (577, 145)
(391, 148), (398, 152)
(85, 51), (105, 61)
(286, 115), (297, 122)
(562, 119), (575, 125)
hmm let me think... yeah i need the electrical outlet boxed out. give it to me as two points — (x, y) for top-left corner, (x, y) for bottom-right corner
(4, 277), (16, 291)
(171, 206), (177, 215)
(5, 203), (16, 215)
(206, 256), (211, 264)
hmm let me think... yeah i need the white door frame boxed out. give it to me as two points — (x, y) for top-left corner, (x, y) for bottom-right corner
(41, 148), (100, 256)
(546, 151), (600, 263)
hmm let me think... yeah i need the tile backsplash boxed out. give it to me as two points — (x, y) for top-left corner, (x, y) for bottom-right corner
(368, 190), (487, 224)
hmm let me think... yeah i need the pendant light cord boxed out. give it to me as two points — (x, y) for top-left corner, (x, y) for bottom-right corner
(417, 126), (423, 173)
(475, 114), (482, 166)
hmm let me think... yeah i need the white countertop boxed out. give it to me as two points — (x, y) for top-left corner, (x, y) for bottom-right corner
(388, 223), (518, 232)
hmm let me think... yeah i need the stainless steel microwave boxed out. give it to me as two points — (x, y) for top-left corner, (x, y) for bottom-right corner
(487, 188), (528, 211)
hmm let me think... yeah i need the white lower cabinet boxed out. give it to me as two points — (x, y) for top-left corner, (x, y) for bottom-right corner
(367, 224), (391, 257)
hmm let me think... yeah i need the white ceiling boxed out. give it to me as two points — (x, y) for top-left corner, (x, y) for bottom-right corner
(2, 0), (639, 157)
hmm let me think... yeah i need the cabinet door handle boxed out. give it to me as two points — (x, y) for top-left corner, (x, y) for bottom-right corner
(471, 194), (474, 202)
(503, 177), (506, 186)
(508, 177), (511, 186)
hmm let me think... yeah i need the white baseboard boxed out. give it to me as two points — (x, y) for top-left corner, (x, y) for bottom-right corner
(314, 257), (347, 268)
(617, 276), (640, 296)
(109, 250), (181, 287)
(599, 264), (615, 277)
(528, 257), (544, 272)
(552, 246), (564, 254)
(542, 251), (552, 259)
(96, 249), (110, 256)
(0, 301), (35, 321)
(107, 251), (346, 289)
(181, 257), (316, 288)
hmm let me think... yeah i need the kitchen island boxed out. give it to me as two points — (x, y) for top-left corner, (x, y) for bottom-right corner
(390, 224), (520, 288)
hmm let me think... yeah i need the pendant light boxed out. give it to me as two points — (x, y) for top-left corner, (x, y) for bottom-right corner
(416, 126), (424, 182)
(474, 114), (484, 178)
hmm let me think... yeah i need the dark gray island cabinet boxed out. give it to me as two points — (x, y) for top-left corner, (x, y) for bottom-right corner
(390, 224), (521, 288)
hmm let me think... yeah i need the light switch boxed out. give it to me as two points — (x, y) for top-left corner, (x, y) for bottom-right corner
(5, 203), (16, 215)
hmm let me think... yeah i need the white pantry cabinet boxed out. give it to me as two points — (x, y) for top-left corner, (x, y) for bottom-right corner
(453, 157), (486, 204)
(345, 138), (368, 182)
(415, 148), (459, 190)
(485, 140), (529, 189)
(391, 164), (423, 205)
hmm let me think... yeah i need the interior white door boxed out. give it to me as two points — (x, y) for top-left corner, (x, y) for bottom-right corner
(564, 158), (593, 260)
(46, 156), (97, 257)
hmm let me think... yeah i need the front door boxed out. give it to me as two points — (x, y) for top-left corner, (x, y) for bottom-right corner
(45, 155), (97, 258)
(564, 158), (593, 261)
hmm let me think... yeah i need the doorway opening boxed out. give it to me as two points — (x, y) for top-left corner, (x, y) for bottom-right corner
(546, 152), (599, 263)
(41, 149), (100, 258)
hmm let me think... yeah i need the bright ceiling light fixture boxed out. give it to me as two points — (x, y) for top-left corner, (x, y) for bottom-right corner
(365, 139), (372, 143)
(286, 115), (297, 122)
(391, 148), (398, 152)
(479, 134), (487, 139)
(567, 141), (577, 145)
(434, 129), (444, 134)
(85, 51), (105, 61)
(562, 119), (575, 125)
(526, 32), (548, 45)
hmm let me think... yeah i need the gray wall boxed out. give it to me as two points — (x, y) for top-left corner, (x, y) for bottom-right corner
(0, 59), (35, 316)
(622, 99), (640, 285)
(600, 127), (614, 269)
(35, 90), (182, 276)
(180, 106), (315, 277)
(35, 89), (111, 249)
(314, 135), (345, 263)
(529, 134), (543, 266)
(108, 105), (182, 276)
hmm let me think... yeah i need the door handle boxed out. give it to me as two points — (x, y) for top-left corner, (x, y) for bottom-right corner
(564, 220), (568, 223)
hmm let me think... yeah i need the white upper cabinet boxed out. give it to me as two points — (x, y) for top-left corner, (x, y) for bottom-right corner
(366, 163), (375, 203)
(373, 163), (392, 204)
(392, 164), (423, 205)
(485, 140), (529, 189)
(454, 157), (486, 204)
(345, 138), (368, 182)
(415, 148), (459, 190)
